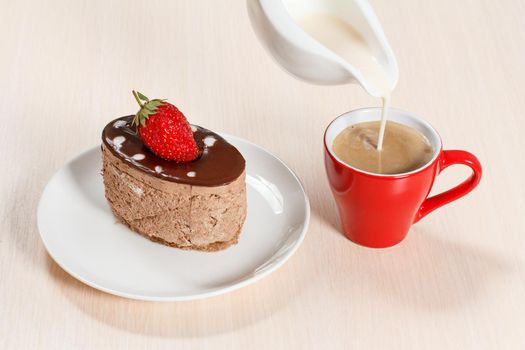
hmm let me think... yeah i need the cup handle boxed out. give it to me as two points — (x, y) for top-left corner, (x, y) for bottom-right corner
(414, 150), (482, 223)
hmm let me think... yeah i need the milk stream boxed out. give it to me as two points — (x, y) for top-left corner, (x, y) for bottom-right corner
(377, 95), (390, 151)
(294, 13), (394, 150)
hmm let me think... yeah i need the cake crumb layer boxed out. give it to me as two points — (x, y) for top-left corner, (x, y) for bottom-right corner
(102, 144), (247, 251)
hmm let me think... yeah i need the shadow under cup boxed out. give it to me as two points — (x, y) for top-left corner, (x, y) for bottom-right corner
(323, 108), (481, 248)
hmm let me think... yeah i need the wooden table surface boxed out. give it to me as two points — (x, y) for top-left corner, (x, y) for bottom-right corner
(2, 0), (525, 348)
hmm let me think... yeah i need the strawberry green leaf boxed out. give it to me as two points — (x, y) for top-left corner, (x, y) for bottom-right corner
(136, 91), (149, 102)
(131, 91), (166, 128)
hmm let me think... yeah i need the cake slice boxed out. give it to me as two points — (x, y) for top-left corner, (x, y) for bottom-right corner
(101, 93), (246, 251)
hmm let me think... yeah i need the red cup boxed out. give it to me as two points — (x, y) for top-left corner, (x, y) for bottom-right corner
(324, 108), (482, 248)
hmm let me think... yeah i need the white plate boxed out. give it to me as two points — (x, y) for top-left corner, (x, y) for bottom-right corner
(37, 135), (310, 301)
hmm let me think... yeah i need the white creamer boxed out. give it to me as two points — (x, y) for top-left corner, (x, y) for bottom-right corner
(294, 12), (394, 150)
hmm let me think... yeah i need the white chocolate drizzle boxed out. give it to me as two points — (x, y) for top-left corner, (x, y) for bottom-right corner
(203, 136), (217, 147)
(113, 120), (128, 128)
(131, 153), (145, 161)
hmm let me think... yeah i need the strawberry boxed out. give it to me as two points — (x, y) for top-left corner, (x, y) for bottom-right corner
(131, 90), (199, 162)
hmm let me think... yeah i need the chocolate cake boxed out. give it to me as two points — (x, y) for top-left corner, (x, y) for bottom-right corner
(101, 115), (247, 251)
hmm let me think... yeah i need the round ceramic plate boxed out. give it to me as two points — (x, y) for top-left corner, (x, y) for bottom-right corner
(38, 134), (310, 301)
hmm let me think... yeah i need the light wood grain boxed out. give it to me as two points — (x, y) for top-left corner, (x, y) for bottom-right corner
(1, 0), (525, 349)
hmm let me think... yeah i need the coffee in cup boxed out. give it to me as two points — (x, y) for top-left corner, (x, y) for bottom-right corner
(332, 121), (433, 174)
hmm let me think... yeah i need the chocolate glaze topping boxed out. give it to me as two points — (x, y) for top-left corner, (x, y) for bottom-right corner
(102, 115), (245, 187)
